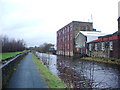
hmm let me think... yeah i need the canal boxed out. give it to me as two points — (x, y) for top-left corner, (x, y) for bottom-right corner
(35, 52), (120, 88)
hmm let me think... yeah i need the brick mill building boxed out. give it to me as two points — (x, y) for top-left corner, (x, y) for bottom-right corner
(87, 17), (120, 59)
(56, 21), (93, 56)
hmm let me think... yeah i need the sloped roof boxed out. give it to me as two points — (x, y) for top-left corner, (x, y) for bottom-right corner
(80, 31), (106, 36)
(75, 31), (107, 43)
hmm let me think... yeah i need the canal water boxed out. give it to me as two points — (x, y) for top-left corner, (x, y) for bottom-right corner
(35, 52), (120, 88)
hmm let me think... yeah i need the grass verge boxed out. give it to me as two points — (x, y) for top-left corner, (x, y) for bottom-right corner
(1, 50), (27, 61)
(81, 57), (120, 65)
(32, 53), (68, 88)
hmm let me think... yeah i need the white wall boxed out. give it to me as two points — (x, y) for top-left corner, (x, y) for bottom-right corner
(75, 33), (86, 48)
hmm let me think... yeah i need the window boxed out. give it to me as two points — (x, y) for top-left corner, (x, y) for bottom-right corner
(57, 32), (60, 37)
(81, 26), (86, 31)
(70, 36), (72, 40)
(89, 44), (92, 51)
(70, 46), (73, 50)
(63, 38), (64, 42)
(63, 30), (64, 34)
(86, 25), (90, 30)
(65, 45), (67, 50)
(95, 43), (98, 51)
(70, 25), (72, 31)
(83, 42), (86, 47)
(68, 44), (69, 49)
(68, 35), (69, 41)
(61, 32), (62, 36)
(68, 26), (70, 31)
(109, 41), (113, 50)
(101, 42), (105, 51)
(97, 43), (100, 50)
(70, 27), (72, 31)
(65, 38), (67, 42)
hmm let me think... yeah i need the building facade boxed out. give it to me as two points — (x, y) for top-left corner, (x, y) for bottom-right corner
(75, 31), (106, 55)
(87, 17), (120, 59)
(57, 21), (93, 56)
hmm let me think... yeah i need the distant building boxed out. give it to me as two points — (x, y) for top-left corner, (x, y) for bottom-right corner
(87, 17), (120, 59)
(57, 21), (93, 56)
(49, 45), (56, 54)
(75, 31), (106, 55)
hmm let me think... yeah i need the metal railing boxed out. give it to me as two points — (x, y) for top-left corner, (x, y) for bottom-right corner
(0, 52), (28, 88)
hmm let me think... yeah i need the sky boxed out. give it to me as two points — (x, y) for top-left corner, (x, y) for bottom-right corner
(0, 0), (119, 47)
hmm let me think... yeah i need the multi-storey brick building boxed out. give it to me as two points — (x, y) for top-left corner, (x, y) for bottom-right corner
(57, 21), (93, 56)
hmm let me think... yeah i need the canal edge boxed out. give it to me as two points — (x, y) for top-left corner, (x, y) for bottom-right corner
(32, 53), (68, 88)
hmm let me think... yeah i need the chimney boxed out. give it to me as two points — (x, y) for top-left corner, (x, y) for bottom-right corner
(118, 2), (120, 33)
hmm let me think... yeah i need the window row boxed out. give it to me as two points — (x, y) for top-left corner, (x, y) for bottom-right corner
(57, 37), (73, 43)
(89, 41), (113, 51)
(57, 27), (73, 36)
(57, 45), (73, 50)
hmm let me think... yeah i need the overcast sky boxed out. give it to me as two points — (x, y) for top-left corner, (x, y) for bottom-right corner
(0, 0), (119, 47)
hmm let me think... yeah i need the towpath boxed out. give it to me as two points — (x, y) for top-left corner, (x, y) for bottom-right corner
(7, 53), (48, 88)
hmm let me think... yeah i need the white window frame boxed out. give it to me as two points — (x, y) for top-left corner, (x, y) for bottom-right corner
(95, 43), (98, 51)
(83, 42), (86, 47)
(109, 41), (113, 50)
(101, 42), (105, 51)
(89, 43), (92, 51)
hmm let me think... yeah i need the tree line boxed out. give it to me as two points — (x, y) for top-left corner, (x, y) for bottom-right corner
(30, 43), (55, 53)
(0, 35), (26, 53)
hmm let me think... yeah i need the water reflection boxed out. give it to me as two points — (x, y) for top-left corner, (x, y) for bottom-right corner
(35, 52), (120, 88)
(35, 52), (58, 75)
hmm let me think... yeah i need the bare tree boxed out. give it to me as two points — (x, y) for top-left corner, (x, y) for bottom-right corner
(33, 43), (54, 53)
(1, 35), (26, 53)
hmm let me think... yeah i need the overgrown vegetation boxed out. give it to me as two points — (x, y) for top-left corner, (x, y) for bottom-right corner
(81, 57), (120, 65)
(32, 54), (67, 88)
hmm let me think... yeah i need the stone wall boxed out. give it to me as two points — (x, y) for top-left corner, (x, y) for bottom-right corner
(88, 49), (110, 58)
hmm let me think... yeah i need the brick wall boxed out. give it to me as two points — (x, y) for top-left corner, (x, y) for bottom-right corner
(57, 21), (93, 56)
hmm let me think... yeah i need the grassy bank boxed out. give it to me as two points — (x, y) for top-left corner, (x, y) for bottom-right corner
(81, 57), (120, 65)
(32, 54), (67, 88)
(0, 50), (27, 61)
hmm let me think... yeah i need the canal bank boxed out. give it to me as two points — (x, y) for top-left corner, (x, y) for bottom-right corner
(35, 52), (120, 89)
(81, 57), (120, 65)
(32, 53), (68, 88)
